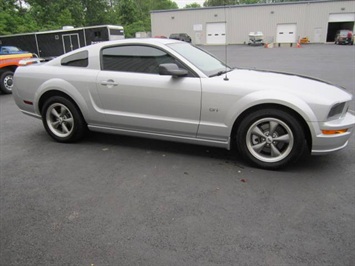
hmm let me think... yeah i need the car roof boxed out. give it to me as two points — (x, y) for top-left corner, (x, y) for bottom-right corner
(84, 38), (180, 51)
(103, 38), (180, 46)
(46, 38), (184, 65)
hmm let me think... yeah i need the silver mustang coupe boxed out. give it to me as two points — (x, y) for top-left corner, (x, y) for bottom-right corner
(13, 38), (354, 169)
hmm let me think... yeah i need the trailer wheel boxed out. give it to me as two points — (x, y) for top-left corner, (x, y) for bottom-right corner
(0, 71), (14, 94)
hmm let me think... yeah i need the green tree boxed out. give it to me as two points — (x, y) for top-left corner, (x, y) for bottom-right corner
(81, 0), (110, 26)
(0, 0), (38, 35)
(185, 3), (201, 8)
(150, 0), (178, 10)
(118, 0), (138, 25)
(204, 0), (240, 6)
(1, 0), (183, 37)
(25, 0), (85, 30)
(120, 0), (178, 36)
(118, 0), (145, 37)
(203, 0), (302, 5)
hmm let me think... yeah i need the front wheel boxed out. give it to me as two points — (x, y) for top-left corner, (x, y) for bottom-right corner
(41, 96), (87, 142)
(236, 109), (306, 169)
(0, 71), (14, 94)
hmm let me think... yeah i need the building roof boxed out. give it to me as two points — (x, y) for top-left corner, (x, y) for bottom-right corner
(151, 0), (353, 13)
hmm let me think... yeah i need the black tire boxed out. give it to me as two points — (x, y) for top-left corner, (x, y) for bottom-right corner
(236, 109), (306, 170)
(41, 96), (87, 142)
(0, 71), (14, 94)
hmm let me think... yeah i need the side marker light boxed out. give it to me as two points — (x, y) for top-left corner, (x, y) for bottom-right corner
(23, 100), (33, 105)
(322, 129), (348, 135)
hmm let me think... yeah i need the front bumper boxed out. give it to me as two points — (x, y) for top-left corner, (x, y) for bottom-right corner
(310, 111), (355, 154)
(337, 38), (352, 44)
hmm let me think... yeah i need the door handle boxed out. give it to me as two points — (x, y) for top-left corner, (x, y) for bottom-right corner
(101, 80), (118, 86)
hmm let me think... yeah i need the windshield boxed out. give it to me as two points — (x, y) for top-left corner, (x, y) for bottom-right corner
(339, 30), (351, 36)
(167, 42), (231, 77)
(7, 46), (21, 52)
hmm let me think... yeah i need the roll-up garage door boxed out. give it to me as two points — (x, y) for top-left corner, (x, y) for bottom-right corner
(329, 13), (355, 23)
(276, 24), (297, 43)
(206, 23), (226, 45)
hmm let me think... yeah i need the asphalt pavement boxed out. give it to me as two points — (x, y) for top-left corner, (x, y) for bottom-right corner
(1, 44), (354, 265)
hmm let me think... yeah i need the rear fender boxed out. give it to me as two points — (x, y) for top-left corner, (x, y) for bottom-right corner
(34, 78), (89, 119)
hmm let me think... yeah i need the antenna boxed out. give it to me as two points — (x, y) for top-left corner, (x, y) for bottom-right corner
(223, 2), (229, 81)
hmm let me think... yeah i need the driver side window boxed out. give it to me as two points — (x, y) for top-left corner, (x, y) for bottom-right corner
(101, 45), (178, 74)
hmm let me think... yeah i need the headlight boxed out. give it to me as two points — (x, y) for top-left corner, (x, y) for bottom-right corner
(328, 102), (345, 119)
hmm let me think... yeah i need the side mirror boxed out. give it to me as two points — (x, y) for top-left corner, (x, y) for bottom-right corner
(159, 63), (188, 77)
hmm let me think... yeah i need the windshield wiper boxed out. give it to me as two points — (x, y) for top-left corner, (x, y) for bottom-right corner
(209, 68), (233, 78)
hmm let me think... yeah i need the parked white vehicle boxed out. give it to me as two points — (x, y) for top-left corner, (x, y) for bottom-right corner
(248, 31), (264, 46)
(12, 38), (355, 169)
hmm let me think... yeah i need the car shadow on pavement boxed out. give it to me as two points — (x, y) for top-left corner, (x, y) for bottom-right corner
(82, 131), (337, 173)
(84, 131), (237, 161)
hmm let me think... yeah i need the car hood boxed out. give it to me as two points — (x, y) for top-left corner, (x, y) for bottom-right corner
(222, 68), (352, 105)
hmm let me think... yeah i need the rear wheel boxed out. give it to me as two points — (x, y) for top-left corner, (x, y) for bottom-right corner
(41, 96), (87, 142)
(236, 109), (306, 169)
(0, 71), (14, 94)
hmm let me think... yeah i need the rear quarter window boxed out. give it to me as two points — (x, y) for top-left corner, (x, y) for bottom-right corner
(61, 51), (88, 67)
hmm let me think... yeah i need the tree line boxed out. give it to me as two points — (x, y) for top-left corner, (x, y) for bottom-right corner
(1, 0), (305, 37)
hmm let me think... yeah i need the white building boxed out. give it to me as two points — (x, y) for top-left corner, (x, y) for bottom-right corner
(151, 0), (355, 45)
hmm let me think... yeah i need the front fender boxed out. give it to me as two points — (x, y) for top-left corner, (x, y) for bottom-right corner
(198, 89), (318, 142)
(226, 90), (318, 128)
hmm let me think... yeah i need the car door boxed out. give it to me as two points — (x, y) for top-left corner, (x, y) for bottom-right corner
(96, 44), (201, 137)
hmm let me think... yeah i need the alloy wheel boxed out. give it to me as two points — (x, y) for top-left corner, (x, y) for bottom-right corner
(46, 103), (74, 138)
(246, 117), (294, 163)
